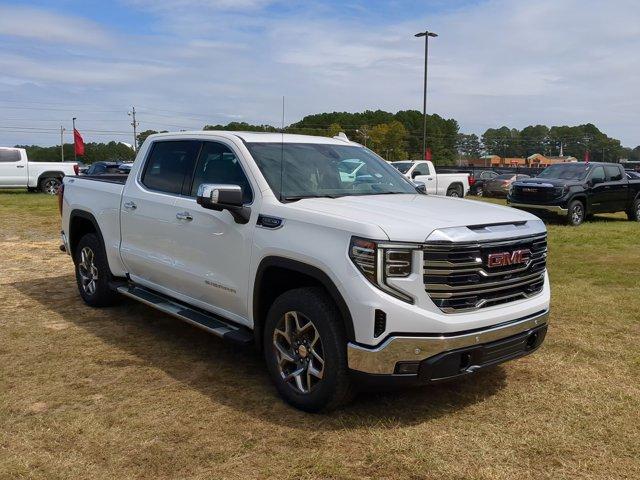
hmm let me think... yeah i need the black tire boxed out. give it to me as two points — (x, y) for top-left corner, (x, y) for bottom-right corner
(39, 177), (61, 195)
(446, 185), (463, 197)
(627, 198), (640, 222)
(74, 233), (118, 307)
(567, 199), (585, 226)
(263, 287), (354, 412)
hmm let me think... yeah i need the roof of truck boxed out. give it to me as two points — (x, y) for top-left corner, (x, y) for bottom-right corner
(149, 130), (360, 146)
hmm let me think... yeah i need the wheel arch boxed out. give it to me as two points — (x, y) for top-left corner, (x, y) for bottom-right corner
(68, 209), (107, 260)
(37, 171), (65, 184)
(447, 182), (464, 194)
(253, 257), (355, 349)
(569, 193), (589, 212)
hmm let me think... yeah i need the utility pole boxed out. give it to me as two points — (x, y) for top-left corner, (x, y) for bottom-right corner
(60, 126), (66, 162)
(128, 106), (139, 152)
(72, 117), (77, 162)
(415, 29), (438, 161)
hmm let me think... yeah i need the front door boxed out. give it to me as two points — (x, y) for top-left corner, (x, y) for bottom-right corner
(170, 140), (257, 323)
(588, 166), (608, 213)
(413, 162), (436, 194)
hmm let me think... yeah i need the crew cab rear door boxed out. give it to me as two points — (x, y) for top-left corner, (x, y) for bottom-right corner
(119, 140), (201, 291)
(603, 164), (628, 212)
(0, 148), (27, 187)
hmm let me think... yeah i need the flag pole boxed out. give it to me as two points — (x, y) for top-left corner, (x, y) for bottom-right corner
(72, 117), (77, 162)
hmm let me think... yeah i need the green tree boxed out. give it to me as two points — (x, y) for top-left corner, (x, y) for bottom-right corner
(326, 123), (342, 137)
(137, 129), (167, 146)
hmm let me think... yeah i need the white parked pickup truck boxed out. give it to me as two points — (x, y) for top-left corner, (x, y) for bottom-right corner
(60, 131), (550, 412)
(392, 160), (470, 197)
(0, 147), (78, 194)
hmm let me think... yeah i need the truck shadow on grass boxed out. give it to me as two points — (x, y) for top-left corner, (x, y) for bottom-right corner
(12, 273), (508, 429)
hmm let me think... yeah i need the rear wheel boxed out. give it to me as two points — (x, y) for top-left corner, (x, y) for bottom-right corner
(263, 287), (354, 412)
(446, 185), (463, 197)
(567, 200), (585, 226)
(627, 198), (640, 221)
(475, 187), (484, 197)
(39, 177), (61, 195)
(74, 233), (118, 307)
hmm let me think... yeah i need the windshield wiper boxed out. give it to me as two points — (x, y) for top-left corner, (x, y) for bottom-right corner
(282, 194), (344, 202)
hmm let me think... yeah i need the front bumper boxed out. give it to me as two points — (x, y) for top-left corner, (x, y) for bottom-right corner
(347, 309), (548, 379)
(507, 202), (568, 214)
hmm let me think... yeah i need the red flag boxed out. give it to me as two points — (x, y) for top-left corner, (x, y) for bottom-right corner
(74, 128), (85, 156)
(584, 150), (589, 163)
(425, 148), (432, 161)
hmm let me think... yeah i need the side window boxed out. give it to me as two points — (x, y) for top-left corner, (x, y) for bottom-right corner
(141, 141), (201, 195)
(604, 165), (623, 181)
(590, 166), (606, 184)
(413, 163), (431, 176)
(190, 142), (253, 203)
(0, 150), (21, 162)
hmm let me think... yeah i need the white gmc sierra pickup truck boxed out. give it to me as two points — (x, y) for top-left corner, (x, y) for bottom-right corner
(60, 131), (550, 412)
(0, 147), (78, 194)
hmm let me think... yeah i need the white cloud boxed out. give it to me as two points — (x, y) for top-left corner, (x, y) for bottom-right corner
(0, 0), (639, 147)
(0, 5), (112, 47)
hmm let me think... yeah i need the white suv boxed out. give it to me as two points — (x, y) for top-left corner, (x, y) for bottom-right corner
(60, 131), (550, 411)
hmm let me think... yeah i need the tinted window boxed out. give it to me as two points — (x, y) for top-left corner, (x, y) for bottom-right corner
(480, 171), (497, 179)
(538, 163), (590, 180)
(391, 162), (413, 173)
(590, 166), (605, 183)
(413, 163), (430, 176)
(495, 174), (514, 180)
(190, 142), (253, 203)
(0, 149), (21, 162)
(605, 165), (623, 181)
(142, 141), (200, 195)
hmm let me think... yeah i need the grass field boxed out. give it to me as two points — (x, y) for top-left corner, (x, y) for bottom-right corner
(1, 191), (639, 480)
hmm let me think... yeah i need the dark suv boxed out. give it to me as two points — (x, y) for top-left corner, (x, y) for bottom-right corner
(507, 162), (640, 226)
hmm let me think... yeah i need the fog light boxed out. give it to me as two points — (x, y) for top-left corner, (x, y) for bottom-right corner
(394, 362), (419, 375)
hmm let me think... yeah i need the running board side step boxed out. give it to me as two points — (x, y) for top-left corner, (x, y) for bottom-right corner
(117, 285), (253, 346)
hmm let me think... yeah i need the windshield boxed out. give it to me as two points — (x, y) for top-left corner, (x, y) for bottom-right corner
(391, 161), (413, 173)
(246, 143), (418, 200)
(537, 163), (590, 180)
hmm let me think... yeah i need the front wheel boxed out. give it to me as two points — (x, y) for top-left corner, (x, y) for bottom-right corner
(567, 200), (585, 226)
(263, 287), (354, 412)
(627, 198), (640, 222)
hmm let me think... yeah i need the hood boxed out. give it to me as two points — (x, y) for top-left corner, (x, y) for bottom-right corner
(516, 178), (582, 188)
(290, 194), (537, 242)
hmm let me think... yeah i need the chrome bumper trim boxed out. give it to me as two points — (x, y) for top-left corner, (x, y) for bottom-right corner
(508, 203), (568, 214)
(347, 310), (549, 374)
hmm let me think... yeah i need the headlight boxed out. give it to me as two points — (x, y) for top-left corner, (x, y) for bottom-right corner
(349, 237), (418, 303)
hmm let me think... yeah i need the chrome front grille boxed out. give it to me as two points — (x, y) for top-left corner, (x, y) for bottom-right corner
(423, 234), (547, 313)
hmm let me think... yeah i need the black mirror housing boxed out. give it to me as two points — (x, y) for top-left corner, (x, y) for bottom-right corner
(196, 184), (251, 224)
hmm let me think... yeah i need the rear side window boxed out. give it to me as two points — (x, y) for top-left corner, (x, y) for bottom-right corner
(189, 142), (253, 203)
(604, 165), (623, 181)
(0, 149), (21, 162)
(141, 141), (201, 195)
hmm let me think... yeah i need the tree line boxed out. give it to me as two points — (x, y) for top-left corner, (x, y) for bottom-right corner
(16, 111), (639, 166)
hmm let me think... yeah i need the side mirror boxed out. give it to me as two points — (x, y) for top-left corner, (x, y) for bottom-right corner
(591, 177), (603, 186)
(196, 183), (251, 224)
(414, 181), (427, 194)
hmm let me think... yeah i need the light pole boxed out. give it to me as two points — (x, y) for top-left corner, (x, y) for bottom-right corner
(60, 126), (66, 162)
(72, 117), (77, 162)
(415, 29), (438, 161)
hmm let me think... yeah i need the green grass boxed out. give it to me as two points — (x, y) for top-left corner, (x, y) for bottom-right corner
(1, 192), (639, 479)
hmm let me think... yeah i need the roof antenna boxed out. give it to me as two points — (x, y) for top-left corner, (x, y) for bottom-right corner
(279, 95), (285, 201)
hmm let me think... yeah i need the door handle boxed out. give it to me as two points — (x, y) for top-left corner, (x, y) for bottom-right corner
(176, 211), (193, 221)
(16, 165), (25, 168)
(123, 201), (137, 210)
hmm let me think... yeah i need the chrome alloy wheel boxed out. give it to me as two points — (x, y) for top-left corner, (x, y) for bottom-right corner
(43, 178), (60, 195)
(636, 202), (640, 221)
(272, 311), (325, 394)
(78, 246), (98, 295)
(571, 203), (584, 225)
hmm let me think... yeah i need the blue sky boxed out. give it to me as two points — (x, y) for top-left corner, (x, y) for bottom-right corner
(1, 0), (638, 148)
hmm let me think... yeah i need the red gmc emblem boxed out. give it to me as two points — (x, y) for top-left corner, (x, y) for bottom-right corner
(487, 249), (531, 268)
